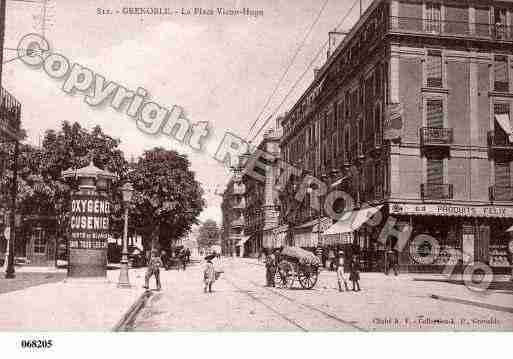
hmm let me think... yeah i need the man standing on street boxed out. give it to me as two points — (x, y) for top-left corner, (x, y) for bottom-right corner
(265, 250), (276, 287)
(144, 249), (163, 291)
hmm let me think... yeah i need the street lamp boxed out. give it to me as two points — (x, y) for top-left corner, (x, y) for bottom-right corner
(118, 182), (134, 288)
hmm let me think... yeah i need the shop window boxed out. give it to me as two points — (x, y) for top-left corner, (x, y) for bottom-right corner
(426, 50), (443, 88)
(32, 229), (46, 255)
(494, 56), (509, 92)
(426, 98), (444, 127)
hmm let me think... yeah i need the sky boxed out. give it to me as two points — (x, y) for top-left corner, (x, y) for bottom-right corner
(2, 0), (368, 223)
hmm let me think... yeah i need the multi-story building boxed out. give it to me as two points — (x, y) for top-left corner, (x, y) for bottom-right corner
(279, 0), (513, 272)
(221, 122), (283, 257)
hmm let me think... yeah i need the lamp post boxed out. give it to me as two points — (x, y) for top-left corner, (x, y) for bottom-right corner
(118, 182), (134, 288)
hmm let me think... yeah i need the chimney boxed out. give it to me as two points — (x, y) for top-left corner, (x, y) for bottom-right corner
(314, 68), (320, 79)
(327, 30), (346, 59)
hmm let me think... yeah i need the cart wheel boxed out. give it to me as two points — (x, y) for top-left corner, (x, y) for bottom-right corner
(298, 265), (318, 289)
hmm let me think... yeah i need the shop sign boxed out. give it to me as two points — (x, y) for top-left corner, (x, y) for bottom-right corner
(69, 195), (110, 250)
(390, 203), (513, 218)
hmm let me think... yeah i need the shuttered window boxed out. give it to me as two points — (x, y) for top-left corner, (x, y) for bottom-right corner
(425, 3), (441, 33)
(427, 159), (443, 185)
(495, 162), (511, 187)
(426, 99), (444, 127)
(494, 56), (509, 92)
(427, 50), (442, 88)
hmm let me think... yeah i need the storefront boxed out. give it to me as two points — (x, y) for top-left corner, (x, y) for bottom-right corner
(263, 224), (288, 250)
(292, 217), (332, 249)
(322, 206), (384, 272)
(389, 203), (513, 274)
(19, 215), (57, 266)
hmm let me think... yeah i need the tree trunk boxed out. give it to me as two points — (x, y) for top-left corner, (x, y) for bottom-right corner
(150, 224), (160, 252)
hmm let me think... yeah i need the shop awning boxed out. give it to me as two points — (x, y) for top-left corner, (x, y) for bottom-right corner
(506, 225), (513, 232)
(495, 114), (513, 142)
(323, 205), (383, 235)
(331, 176), (349, 188)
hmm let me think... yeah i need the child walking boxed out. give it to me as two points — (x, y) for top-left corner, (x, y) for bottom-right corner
(336, 251), (349, 292)
(203, 259), (216, 293)
(349, 254), (361, 291)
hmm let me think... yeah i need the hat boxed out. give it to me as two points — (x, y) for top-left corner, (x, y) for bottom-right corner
(338, 251), (344, 255)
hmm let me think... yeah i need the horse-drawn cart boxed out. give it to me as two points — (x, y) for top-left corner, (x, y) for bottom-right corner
(274, 246), (321, 289)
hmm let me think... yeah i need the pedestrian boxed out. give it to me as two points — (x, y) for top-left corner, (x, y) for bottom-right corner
(265, 250), (276, 287)
(328, 248), (336, 271)
(203, 258), (216, 293)
(389, 249), (399, 276)
(180, 249), (187, 270)
(349, 254), (361, 291)
(336, 251), (349, 292)
(144, 249), (163, 291)
(185, 248), (191, 264)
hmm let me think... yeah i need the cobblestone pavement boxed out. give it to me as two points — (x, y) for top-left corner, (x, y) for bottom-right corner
(131, 257), (513, 331)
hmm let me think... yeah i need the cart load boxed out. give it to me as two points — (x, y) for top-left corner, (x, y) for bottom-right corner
(275, 246), (320, 289)
(280, 246), (321, 267)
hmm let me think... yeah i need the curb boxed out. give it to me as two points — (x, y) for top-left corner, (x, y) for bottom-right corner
(112, 290), (153, 332)
(430, 294), (513, 314)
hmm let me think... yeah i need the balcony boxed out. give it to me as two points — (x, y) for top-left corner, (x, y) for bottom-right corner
(420, 127), (453, 147)
(421, 183), (453, 200)
(488, 131), (513, 156)
(389, 17), (513, 42)
(489, 186), (513, 202)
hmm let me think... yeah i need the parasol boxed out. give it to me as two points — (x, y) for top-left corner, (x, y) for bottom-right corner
(204, 254), (216, 261)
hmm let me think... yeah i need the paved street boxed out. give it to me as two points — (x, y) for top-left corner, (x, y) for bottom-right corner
(130, 258), (513, 331)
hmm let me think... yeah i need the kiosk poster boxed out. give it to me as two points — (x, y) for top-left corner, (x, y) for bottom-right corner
(69, 195), (110, 250)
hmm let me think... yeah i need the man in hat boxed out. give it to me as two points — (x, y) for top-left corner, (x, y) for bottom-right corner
(265, 249), (276, 287)
(336, 250), (349, 292)
(144, 249), (163, 291)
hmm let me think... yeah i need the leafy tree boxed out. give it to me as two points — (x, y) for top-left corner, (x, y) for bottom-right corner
(128, 148), (205, 251)
(1, 121), (128, 234)
(197, 219), (220, 249)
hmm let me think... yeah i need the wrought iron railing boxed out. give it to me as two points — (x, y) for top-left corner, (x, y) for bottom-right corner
(420, 127), (453, 146)
(487, 131), (513, 149)
(421, 183), (454, 200)
(489, 186), (513, 202)
(389, 16), (513, 41)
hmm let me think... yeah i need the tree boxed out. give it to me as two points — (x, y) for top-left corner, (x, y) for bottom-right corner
(128, 147), (205, 251)
(197, 219), (220, 249)
(1, 121), (129, 235)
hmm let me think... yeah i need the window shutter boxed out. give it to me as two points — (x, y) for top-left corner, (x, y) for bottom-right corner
(427, 159), (443, 184)
(427, 51), (442, 87)
(494, 56), (509, 92)
(426, 99), (443, 127)
(495, 162), (511, 187)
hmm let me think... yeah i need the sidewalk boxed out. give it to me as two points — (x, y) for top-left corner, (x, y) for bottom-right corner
(0, 267), (147, 331)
